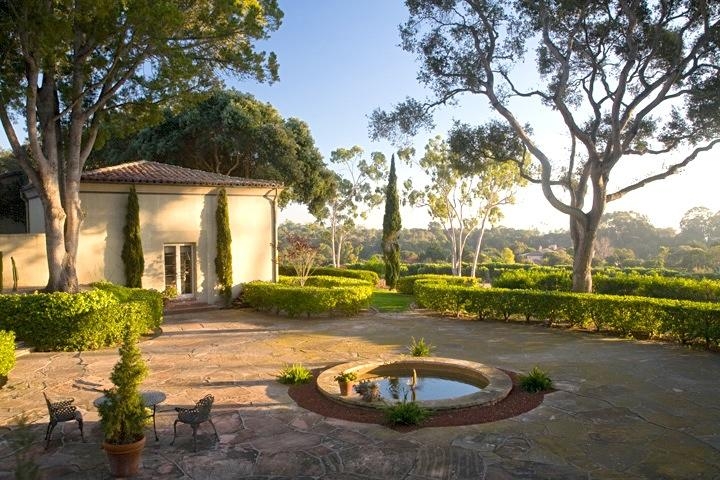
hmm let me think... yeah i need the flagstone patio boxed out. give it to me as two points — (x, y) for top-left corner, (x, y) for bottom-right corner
(0, 308), (718, 479)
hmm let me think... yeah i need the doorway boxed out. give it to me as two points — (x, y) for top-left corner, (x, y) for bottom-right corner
(164, 244), (195, 297)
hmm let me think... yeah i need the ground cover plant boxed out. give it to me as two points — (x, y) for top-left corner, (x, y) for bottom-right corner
(407, 337), (436, 357)
(519, 367), (553, 393)
(277, 364), (313, 385)
(384, 401), (431, 426)
(0, 330), (15, 384)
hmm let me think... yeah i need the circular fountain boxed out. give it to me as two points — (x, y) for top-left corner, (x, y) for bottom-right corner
(317, 356), (512, 411)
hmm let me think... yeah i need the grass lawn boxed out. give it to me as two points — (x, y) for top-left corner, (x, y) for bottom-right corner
(370, 289), (415, 312)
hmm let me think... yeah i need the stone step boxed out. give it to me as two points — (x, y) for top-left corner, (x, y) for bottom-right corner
(15, 341), (33, 357)
(163, 299), (219, 316)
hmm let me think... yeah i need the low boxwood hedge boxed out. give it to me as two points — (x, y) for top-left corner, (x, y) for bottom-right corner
(414, 280), (720, 348)
(0, 329), (15, 381)
(0, 284), (163, 352)
(491, 268), (720, 302)
(396, 274), (480, 295)
(278, 266), (379, 286)
(243, 279), (373, 317)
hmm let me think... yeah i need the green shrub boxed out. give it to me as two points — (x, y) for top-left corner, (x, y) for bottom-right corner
(92, 282), (163, 331)
(279, 265), (379, 286)
(0, 284), (163, 351)
(413, 280), (720, 348)
(243, 280), (373, 317)
(346, 256), (385, 276)
(396, 274), (479, 295)
(492, 268), (572, 291)
(407, 336), (435, 357)
(384, 401), (430, 426)
(519, 366), (552, 392)
(0, 330), (16, 380)
(277, 364), (312, 385)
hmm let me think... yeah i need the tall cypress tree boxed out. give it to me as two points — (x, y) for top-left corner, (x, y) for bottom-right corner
(382, 155), (401, 289)
(121, 185), (144, 288)
(215, 188), (233, 305)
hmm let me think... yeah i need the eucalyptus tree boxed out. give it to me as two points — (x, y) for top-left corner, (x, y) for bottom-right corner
(0, 0), (282, 292)
(371, 0), (720, 291)
(406, 136), (525, 276)
(320, 146), (387, 267)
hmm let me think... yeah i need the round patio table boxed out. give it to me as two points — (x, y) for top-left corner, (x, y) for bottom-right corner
(94, 390), (166, 441)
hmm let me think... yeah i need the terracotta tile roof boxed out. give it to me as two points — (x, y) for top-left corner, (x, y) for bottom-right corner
(81, 161), (282, 188)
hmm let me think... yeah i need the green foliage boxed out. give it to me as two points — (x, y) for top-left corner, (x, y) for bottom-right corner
(93, 92), (334, 216)
(384, 401), (430, 426)
(279, 265), (379, 286)
(334, 371), (358, 382)
(243, 279), (373, 317)
(492, 267), (720, 302)
(382, 155), (402, 289)
(277, 364), (312, 385)
(1, 1), (283, 292)
(519, 366), (553, 393)
(396, 274), (479, 295)
(98, 327), (149, 444)
(121, 186), (144, 288)
(347, 256), (385, 276)
(214, 188), (233, 305)
(0, 329), (16, 380)
(407, 336), (435, 357)
(412, 280), (720, 348)
(493, 269), (572, 291)
(0, 284), (162, 351)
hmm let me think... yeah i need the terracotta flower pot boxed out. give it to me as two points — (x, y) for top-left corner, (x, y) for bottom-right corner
(103, 436), (146, 477)
(338, 380), (355, 396)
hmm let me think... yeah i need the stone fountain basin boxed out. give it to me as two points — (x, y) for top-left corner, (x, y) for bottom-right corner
(317, 356), (512, 411)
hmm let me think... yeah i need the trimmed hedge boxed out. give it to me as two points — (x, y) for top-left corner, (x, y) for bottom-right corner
(92, 282), (164, 331)
(396, 274), (480, 295)
(491, 268), (720, 302)
(0, 329), (15, 380)
(414, 281), (720, 348)
(0, 284), (163, 351)
(243, 279), (373, 317)
(278, 265), (379, 286)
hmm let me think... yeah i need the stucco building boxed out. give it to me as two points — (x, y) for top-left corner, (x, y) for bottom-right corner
(0, 161), (281, 304)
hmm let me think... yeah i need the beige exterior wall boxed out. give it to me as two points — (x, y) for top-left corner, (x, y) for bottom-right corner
(16, 182), (279, 303)
(0, 234), (48, 289)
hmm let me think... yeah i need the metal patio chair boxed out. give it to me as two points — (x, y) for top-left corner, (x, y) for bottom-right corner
(43, 392), (85, 449)
(170, 394), (219, 451)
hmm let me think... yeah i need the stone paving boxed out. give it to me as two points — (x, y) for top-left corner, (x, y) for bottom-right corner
(0, 308), (719, 479)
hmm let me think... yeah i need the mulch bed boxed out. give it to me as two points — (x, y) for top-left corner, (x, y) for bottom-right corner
(288, 369), (546, 432)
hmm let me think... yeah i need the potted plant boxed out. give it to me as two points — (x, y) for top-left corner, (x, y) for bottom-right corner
(98, 326), (149, 477)
(334, 371), (358, 396)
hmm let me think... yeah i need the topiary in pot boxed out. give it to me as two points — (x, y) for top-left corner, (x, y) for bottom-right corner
(98, 325), (149, 477)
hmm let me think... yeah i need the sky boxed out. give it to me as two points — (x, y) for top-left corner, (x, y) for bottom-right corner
(233, 1), (720, 233)
(2, 1), (718, 233)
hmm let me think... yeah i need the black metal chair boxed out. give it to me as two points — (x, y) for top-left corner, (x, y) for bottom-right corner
(170, 394), (219, 451)
(43, 392), (85, 449)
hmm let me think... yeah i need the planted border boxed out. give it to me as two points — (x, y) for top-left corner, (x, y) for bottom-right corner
(0, 284), (163, 351)
(244, 278), (373, 317)
(414, 281), (720, 349)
